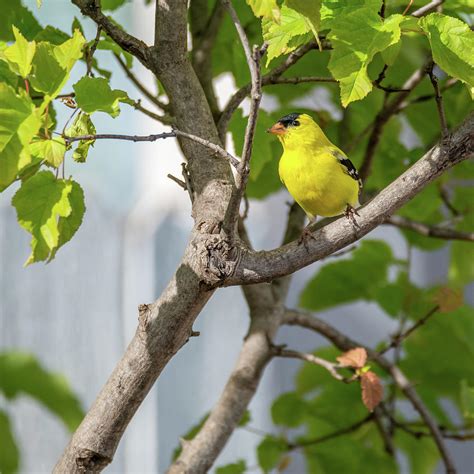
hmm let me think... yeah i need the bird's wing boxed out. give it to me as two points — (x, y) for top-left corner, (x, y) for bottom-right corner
(331, 149), (363, 189)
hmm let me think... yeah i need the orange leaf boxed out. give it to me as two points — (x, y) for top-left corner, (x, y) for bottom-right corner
(336, 347), (367, 368)
(433, 287), (463, 313)
(361, 371), (383, 412)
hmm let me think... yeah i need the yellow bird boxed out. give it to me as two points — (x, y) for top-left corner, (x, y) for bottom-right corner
(268, 112), (362, 237)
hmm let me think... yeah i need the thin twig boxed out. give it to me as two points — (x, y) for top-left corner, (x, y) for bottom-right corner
(167, 174), (187, 190)
(274, 348), (357, 384)
(86, 25), (102, 76)
(396, 78), (458, 111)
(402, 0), (414, 15)
(427, 61), (449, 139)
(221, 0), (265, 234)
(379, 306), (440, 355)
(61, 129), (240, 168)
(411, 0), (444, 17)
(114, 53), (169, 111)
(132, 100), (173, 125)
(439, 184), (460, 216)
(385, 215), (474, 241)
(265, 76), (336, 86)
(359, 63), (428, 182)
(287, 414), (374, 450)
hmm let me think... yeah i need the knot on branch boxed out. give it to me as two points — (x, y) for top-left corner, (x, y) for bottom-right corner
(199, 234), (240, 286)
(138, 303), (152, 333)
(75, 448), (111, 472)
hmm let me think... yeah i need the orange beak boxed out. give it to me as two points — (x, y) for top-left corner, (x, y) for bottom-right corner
(267, 122), (286, 135)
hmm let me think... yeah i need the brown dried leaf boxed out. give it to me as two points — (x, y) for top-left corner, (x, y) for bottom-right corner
(433, 287), (463, 313)
(336, 347), (367, 368)
(277, 455), (292, 472)
(361, 371), (383, 412)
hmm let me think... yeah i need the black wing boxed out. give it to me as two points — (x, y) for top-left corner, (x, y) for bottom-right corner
(332, 150), (363, 189)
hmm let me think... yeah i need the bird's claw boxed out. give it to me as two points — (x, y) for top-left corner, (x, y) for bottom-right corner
(298, 227), (316, 249)
(345, 204), (360, 228)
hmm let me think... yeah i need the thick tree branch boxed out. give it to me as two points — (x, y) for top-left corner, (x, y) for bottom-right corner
(385, 215), (474, 242)
(72, 0), (150, 66)
(226, 113), (474, 286)
(282, 309), (457, 473)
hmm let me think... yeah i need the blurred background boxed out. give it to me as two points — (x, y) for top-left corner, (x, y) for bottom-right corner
(0, 1), (472, 473)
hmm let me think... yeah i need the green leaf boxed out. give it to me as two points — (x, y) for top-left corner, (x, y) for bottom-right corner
(34, 26), (70, 45)
(461, 379), (474, 421)
(0, 410), (19, 474)
(29, 30), (85, 103)
(3, 25), (36, 78)
(381, 39), (401, 66)
(419, 13), (474, 89)
(320, 0), (381, 29)
(262, 5), (312, 65)
(300, 240), (394, 311)
(400, 306), (474, 405)
(449, 218), (474, 286)
(29, 42), (66, 96)
(271, 392), (308, 427)
(328, 12), (404, 106)
(65, 111), (96, 162)
(215, 460), (246, 474)
(0, 0), (42, 42)
(12, 171), (85, 264)
(0, 60), (19, 88)
(238, 409), (252, 427)
(257, 436), (287, 473)
(0, 82), (42, 189)
(73, 76), (128, 117)
(286, 0), (322, 41)
(102, 0), (128, 10)
(246, 0), (279, 19)
(0, 351), (84, 431)
(30, 136), (66, 167)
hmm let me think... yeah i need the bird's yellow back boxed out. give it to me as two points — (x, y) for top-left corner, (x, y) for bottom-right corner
(269, 113), (361, 219)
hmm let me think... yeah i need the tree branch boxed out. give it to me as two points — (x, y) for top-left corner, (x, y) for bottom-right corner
(114, 53), (169, 111)
(226, 113), (474, 286)
(379, 305), (440, 354)
(427, 61), (449, 138)
(411, 0), (444, 17)
(62, 130), (240, 168)
(274, 348), (357, 383)
(221, 0), (265, 236)
(72, 0), (150, 66)
(282, 309), (457, 474)
(359, 63), (427, 182)
(385, 215), (474, 242)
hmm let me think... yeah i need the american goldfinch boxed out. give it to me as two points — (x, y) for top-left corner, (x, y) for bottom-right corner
(268, 112), (362, 237)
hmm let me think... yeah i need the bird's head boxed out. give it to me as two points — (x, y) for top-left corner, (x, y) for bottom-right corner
(267, 112), (329, 150)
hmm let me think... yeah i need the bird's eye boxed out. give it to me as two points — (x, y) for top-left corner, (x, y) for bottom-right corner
(292, 120), (300, 127)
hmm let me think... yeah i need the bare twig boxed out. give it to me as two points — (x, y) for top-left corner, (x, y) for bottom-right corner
(402, 0), (414, 15)
(385, 215), (474, 241)
(439, 184), (460, 216)
(379, 306), (440, 355)
(114, 53), (169, 111)
(61, 130), (240, 169)
(167, 173), (187, 190)
(132, 100), (173, 125)
(273, 348), (357, 383)
(221, 0), (265, 234)
(359, 64), (427, 182)
(411, 0), (444, 17)
(72, 0), (149, 66)
(264, 76), (336, 86)
(427, 62), (449, 138)
(86, 25), (102, 76)
(287, 414), (374, 449)
(282, 309), (457, 474)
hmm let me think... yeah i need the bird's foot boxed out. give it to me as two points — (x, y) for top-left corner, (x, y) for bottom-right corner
(345, 204), (360, 228)
(298, 226), (316, 249)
